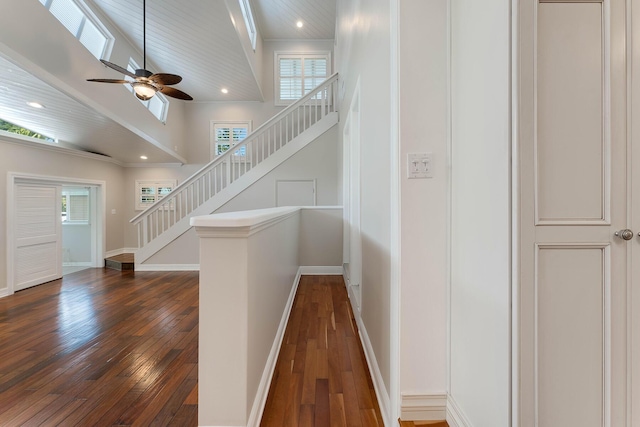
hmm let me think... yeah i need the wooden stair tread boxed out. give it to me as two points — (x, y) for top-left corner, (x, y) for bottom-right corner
(104, 253), (134, 271)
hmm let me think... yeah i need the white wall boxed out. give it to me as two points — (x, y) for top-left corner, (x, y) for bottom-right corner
(336, 0), (394, 419)
(449, 0), (511, 425)
(0, 137), (126, 294)
(399, 0), (449, 415)
(184, 39), (334, 164)
(142, 127), (341, 265)
(62, 224), (92, 263)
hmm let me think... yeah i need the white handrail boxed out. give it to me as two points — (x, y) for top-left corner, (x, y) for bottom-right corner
(130, 73), (339, 249)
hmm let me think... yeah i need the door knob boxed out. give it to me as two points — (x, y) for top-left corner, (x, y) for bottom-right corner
(615, 229), (634, 240)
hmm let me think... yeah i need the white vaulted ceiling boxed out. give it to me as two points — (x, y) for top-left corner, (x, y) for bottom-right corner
(252, 0), (336, 40)
(0, 0), (336, 164)
(88, 0), (263, 102)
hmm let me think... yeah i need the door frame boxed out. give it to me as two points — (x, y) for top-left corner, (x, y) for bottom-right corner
(6, 172), (106, 295)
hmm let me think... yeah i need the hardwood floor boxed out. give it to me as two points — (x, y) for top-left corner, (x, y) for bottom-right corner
(398, 421), (449, 427)
(260, 275), (384, 427)
(0, 270), (386, 426)
(0, 268), (199, 426)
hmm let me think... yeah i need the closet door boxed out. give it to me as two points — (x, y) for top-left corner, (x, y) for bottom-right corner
(13, 183), (62, 291)
(518, 0), (629, 425)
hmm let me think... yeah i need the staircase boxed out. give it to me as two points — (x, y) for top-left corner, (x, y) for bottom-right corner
(130, 73), (339, 264)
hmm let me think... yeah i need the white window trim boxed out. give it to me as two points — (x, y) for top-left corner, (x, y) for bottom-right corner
(135, 180), (177, 211)
(61, 188), (90, 224)
(238, 0), (257, 50)
(274, 51), (331, 107)
(210, 120), (252, 161)
(40, 0), (114, 60)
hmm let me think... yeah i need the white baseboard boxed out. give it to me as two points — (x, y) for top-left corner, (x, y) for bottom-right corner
(446, 395), (473, 427)
(248, 267), (303, 427)
(63, 262), (92, 267)
(356, 318), (392, 426)
(135, 264), (200, 271)
(298, 266), (343, 275)
(400, 393), (447, 421)
(0, 288), (10, 299)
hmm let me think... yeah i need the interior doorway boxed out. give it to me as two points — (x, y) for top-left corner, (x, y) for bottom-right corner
(7, 173), (105, 294)
(61, 185), (98, 276)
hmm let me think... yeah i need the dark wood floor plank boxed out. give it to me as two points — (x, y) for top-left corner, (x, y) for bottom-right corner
(260, 275), (383, 427)
(0, 268), (199, 426)
(1, 270), (383, 427)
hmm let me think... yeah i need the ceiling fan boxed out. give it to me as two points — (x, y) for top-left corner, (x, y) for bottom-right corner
(87, 0), (193, 101)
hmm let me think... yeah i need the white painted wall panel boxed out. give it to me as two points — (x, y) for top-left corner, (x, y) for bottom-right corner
(450, 0), (511, 424)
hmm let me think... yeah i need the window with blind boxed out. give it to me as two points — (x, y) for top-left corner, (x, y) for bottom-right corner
(124, 59), (170, 123)
(39, 0), (113, 60)
(61, 188), (90, 223)
(275, 53), (330, 106)
(210, 121), (251, 160)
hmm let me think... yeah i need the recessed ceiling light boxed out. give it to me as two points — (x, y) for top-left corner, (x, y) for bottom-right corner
(221, 88), (229, 94)
(140, 155), (148, 160)
(296, 20), (304, 28)
(27, 101), (44, 109)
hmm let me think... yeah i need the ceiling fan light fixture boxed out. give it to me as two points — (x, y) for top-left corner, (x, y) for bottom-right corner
(132, 81), (157, 100)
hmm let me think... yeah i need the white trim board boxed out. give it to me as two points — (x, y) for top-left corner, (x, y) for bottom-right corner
(104, 248), (138, 258)
(298, 266), (342, 275)
(400, 393), (447, 421)
(446, 395), (473, 427)
(248, 267), (303, 426)
(135, 264), (200, 272)
(356, 315), (392, 426)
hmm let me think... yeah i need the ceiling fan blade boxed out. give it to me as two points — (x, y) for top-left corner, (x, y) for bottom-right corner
(160, 86), (193, 101)
(87, 78), (130, 84)
(100, 59), (137, 79)
(149, 73), (182, 86)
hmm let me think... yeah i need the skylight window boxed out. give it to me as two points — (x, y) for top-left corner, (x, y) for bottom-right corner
(238, 0), (257, 50)
(39, 0), (114, 60)
(0, 118), (55, 142)
(125, 59), (170, 123)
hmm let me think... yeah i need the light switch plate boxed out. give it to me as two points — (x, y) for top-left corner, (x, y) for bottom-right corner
(407, 152), (433, 179)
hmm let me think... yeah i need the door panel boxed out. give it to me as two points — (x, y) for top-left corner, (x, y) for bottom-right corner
(14, 184), (62, 291)
(536, 245), (607, 427)
(519, 0), (628, 425)
(536, 3), (606, 223)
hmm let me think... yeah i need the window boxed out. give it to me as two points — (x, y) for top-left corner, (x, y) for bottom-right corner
(124, 59), (170, 123)
(135, 180), (177, 211)
(238, 0), (257, 50)
(0, 118), (56, 142)
(210, 121), (251, 161)
(61, 188), (90, 223)
(275, 52), (330, 105)
(39, 0), (114, 60)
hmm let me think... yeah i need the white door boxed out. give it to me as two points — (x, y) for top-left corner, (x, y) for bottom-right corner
(518, 0), (629, 425)
(275, 180), (316, 206)
(13, 183), (62, 291)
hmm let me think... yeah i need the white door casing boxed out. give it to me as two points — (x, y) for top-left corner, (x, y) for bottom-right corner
(518, 0), (629, 425)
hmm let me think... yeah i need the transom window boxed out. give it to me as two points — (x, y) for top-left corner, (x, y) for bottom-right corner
(210, 121), (250, 160)
(125, 59), (170, 123)
(39, 0), (114, 60)
(275, 52), (330, 106)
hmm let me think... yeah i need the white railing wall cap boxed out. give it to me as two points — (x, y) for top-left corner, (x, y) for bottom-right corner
(190, 206), (300, 228)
